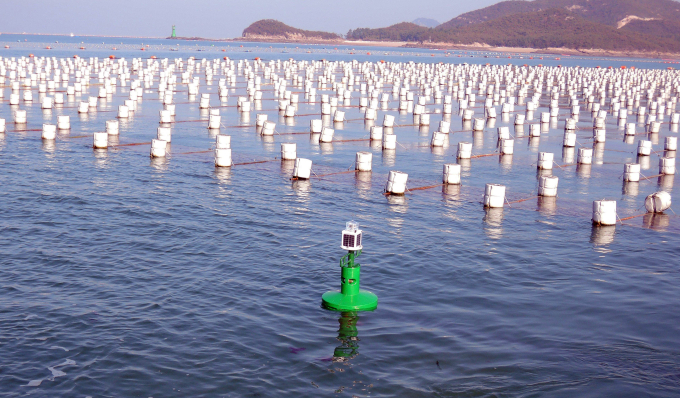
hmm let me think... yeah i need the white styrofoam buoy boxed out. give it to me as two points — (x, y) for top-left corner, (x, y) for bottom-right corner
(209, 114), (221, 129)
(293, 158), (313, 179)
(660, 157), (676, 175)
(262, 121), (276, 136)
(42, 124), (57, 140)
(472, 118), (485, 131)
(623, 163), (641, 182)
(483, 183), (505, 208)
(672, 113), (680, 125)
(320, 127), (334, 143)
(592, 200), (617, 226)
(365, 108), (377, 121)
(106, 120), (119, 135)
(514, 114), (525, 125)
(150, 139), (167, 158)
(530, 124), (541, 137)
(157, 127), (172, 143)
(439, 121), (451, 134)
(310, 119), (323, 133)
(383, 133), (397, 150)
(355, 151), (372, 171)
(256, 113), (268, 127)
(500, 138), (514, 155)
(431, 131), (447, 147)
(578, 147), (593, 165)
(563, 131), (576, 147)
(281, 143), (296, 160)
(385, 170), (408, 195)
(457, 142), (472, 159)
(214, 148), (232, 167)
(285, 105), (296, 118)
(383, 114), (395, 127)
(78, 101), (89, 113)
(216, 134), (231, 149)
(57, 115), (70, 130)
(443, 163), (461, 185)
(93, 132), (108, 149)
(370, 126), (383, 141)
(625, 123), (636, 136)
(41, 96), (53, 109)
(645, 191), (672, 213)
(649, 121), (661, 134)
(199, 94), (210, 109)
(14, 110), (27, 124)
(538, 176), (558, 197)
(118, 105), (130, 118)
(564, 118), (576, 131)
(665, 137), (677, 151)
(637, 140), (652, 156)
(537, 152), (554, 170)
(333, 110), (345, 122)
(593, 129), (606, 143)
(160, 110), (172, 123)
(497, 127), (510, 140)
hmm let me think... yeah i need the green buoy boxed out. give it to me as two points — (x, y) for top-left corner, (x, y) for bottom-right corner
(322, 221), (378, 312)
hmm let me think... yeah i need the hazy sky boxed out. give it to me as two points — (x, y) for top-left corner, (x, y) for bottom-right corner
(0, 0), (503, 38)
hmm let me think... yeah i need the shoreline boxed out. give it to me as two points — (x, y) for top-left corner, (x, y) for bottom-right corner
(405, 42), (680, 60)
(227, 37), (680, 59)
(2, 32), (678, 60)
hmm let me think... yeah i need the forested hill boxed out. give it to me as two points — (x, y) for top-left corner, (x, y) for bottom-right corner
(242, 20), (341, 41)
(346, 9), (680, 52)
(438, 0), (680, 29)
(241, 0), (680, 53)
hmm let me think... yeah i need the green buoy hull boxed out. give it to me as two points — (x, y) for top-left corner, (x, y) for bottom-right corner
(322, 290), (378, 311)
(322, 250), (377, 312)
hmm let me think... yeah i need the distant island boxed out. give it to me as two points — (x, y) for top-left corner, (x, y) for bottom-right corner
(228, 0), (680, 57)
(240, 19), (343, 43)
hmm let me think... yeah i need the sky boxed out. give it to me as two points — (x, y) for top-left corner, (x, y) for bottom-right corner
(0, 0), (503, 38)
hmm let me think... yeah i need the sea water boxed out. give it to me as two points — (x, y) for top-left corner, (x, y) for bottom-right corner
(0, 36), (679, 397)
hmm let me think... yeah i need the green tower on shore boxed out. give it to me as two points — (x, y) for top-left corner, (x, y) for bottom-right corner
(171, 25), (176, 38)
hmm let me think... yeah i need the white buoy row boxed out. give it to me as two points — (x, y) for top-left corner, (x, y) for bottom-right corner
(2, 54), (677, 233)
